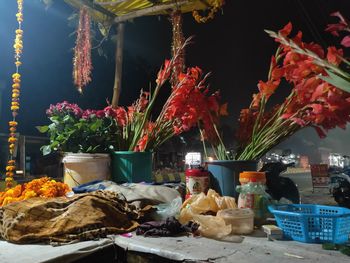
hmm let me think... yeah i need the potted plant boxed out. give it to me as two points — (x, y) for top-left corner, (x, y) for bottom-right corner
(202, 21), (350, 197)
(36, 101), (116, 187)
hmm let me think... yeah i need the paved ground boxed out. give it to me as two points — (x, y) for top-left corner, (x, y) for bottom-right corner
(282, 169), (337, 205)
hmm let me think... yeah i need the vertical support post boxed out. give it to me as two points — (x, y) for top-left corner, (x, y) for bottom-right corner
(19, 135), (25, 177)
(111, 23), (125, 108)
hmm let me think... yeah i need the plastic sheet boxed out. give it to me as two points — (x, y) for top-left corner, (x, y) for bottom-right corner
(153, 196), (183, 221)
(192, 214), (232, 239)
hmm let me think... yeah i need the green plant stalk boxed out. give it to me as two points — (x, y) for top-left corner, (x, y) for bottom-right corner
(199, 128), (209, 160)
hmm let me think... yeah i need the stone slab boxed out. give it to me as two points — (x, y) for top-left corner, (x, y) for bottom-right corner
(114, 232), (349, 263)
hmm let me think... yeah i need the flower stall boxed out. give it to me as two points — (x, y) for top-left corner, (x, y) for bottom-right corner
(1, 1), (350, 262)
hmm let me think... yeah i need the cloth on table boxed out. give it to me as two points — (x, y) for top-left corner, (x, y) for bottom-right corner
(72, 180), (110, 193)
(0, 190), (150, 245)
(73, 181), (181, 209)
(136, 217), (198, 237)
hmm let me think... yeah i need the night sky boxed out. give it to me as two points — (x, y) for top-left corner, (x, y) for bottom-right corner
(1, 0), (350, 158)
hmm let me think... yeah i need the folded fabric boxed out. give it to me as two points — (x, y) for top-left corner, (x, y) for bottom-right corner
(0, 191), (150, 245)
(136, 217), (198, 237)
(73, 181), (181, 209)
(72, 180), (108, 193)
(105, 183), (181, 204)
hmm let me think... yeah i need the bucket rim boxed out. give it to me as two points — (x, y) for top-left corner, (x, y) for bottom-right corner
(62, 153), (111, 163)
(112, 151), (152, 155)
(206, 160), (257, 165)
(63, 152), (110, 157)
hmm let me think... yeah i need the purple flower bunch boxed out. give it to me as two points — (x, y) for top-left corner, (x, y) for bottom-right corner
(46, 101), (83, 118)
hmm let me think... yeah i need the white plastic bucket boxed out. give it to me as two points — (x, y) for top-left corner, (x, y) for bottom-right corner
(62, 153), (111, 188)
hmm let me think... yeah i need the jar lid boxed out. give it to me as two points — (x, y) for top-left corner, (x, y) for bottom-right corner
(239, 171), (266, 182)
(217, 208), (254, 219)
(185, 168), (210, 177)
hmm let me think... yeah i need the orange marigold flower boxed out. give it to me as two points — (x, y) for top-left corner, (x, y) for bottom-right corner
(15, 61), (22, 67)
(12, 73), (21, 79)
(8, 137), (17, 143)
(13, 43), (23, 50)
(6, 172), (14, 177)
(6, 165), (16, 171)
(13, 78), (21, 83)
(11, 106), (20, 111)
(9, 121), (18, 126)
(12, 83), (20, 89)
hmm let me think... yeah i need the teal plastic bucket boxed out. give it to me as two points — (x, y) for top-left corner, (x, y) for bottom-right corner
(206, 160), (257, 198)
(111, 151), (152, 183)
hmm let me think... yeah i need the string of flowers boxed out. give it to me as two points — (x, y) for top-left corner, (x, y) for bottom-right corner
(5, 0), (24, 189)
(170, 10), (185, 86)
(192, 0), (225, 23)
(73, 7), (92, 93)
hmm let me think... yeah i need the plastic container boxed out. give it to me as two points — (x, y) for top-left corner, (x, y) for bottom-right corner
(185, 168), (210, 199)
(269, 204), (350, 244)
(62, 153), (110, 188)
(206, 160), (257, 198)
(217, 208), (254, 234)
(111, 151), (152, 183)
(237, 171), (268, 225)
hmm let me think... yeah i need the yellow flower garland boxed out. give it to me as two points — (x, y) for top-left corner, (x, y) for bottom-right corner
(192, 0), (225, 23)
(5, 0), (24, 189)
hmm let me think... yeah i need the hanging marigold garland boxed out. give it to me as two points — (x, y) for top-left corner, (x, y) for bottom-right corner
(73, 7), (92, 93)
(170, 10), (185, 86)
(5, 0), (24, 190)
(193, 0), (225, 23)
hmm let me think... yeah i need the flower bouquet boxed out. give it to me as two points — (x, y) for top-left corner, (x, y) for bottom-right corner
(202, 19), (350, 162)
(37, 101), (117, 155)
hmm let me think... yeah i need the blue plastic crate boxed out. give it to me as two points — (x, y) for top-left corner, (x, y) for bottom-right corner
(268, 204), (350, 244)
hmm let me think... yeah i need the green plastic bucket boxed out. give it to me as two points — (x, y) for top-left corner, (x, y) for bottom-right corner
(111, 151), (152, 183)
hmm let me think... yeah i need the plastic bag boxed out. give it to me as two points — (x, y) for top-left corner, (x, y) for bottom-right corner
(179, 189), (236, 224)
(193, 214), (232, 239)
(153, 196), (183, 221)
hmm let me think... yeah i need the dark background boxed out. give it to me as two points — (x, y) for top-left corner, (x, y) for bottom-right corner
(1, 0), (350, 159)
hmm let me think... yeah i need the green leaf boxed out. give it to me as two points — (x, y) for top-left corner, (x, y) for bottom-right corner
(63, 115), (72, 122)
(90, 119), (103, 131)
(41, 145), (52, 156)
(319, 70), (350, 93)
(48, 123), (57, 130)
(36, 125), (49, 133)
(86, 146), (93, 152)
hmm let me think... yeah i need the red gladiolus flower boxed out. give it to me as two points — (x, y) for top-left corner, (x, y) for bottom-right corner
(156, 60), (171, 85)
(279, 22), (292, 37)
(327, 46), (344, 65)
(258, 80), (280, 98)
(341, 35), (350, 47)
